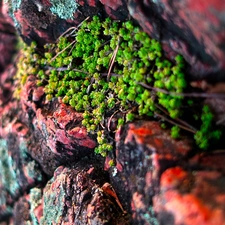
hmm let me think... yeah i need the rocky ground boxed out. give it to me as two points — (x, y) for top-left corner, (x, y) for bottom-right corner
(1, 1), (225, 225)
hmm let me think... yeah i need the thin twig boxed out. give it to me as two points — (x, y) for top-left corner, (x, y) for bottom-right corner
(107, 110), (119, 132)
(72, 68), (90, 75)
(154, 112), (196, 134)
(58, 26), (77, 39)
(68, 41), (76, 55)
(138, 82), (225, 99)
(57, 16), (90, 39)
(101, 73), (120, 77)
(45, 66), (90, 75)
(107, 43), (119, 81)
(50, 40), (76, 63)
(155, 103), (197, 132)
(216, 117), (225, 125)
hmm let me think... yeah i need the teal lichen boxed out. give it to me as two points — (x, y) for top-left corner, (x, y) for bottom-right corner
(142, 207), (159, 225)
(25, 160), (43, 183)
(50, 0), (79, 19)
(16, 16), (223, 156)
(0, 139), (20, 196)
(29, 188), (43, 225)
(0, 138), (43, 200)
(4, 0), (22, 28)
(40, 174), (67, 225)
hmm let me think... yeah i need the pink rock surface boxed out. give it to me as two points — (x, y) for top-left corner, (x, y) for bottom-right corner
(154, 167), (225, 225)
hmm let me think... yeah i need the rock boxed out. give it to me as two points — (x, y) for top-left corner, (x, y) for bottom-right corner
(2, 0), (225, 224)
(13, 188), (43, 224)
(128, 0), (225, 79)
(8, 0), (129, 46)
(190, 150), (225, 174)
(0, 4), (17, 74)
(41, 158), (129, 225)
(153, 167), (225, 225)
(0, 137), (44, 221)
(6, 0), (225, 78)
(109, 121), (191, 224)
(35, 98), (96, 161)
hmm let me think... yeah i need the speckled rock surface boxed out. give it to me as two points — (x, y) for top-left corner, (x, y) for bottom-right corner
(41, 161), (129, 225)
(128, 0), (225, 79)
(10, 0), (129, 46)
(2, 0), (225, 225)
(153, 167), (225, 225)
(109, 121), (191, 224)
(0, 3), (17, 74)
(5, 0), (225, 78)
(108, 121), (225, 225)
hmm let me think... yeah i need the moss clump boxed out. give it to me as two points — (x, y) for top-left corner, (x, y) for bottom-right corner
(14, 40), (41, 98)
(194, 105), (222, 149)
(16, 16), (222, 156)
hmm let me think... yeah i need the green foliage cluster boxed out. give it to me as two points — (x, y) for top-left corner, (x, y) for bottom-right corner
(194, 105), (221, 149)
(16, 16), (222, 156)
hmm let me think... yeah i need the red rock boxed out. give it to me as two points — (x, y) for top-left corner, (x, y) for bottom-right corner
(35, 99), (96, 158)
(190, 150), (225, 174)
(9, 0), (129, 46)
(0, 5), (17, 74)
(109, 121), (191, 224)
(154, 167), (225, 225)
(41, 159), (129, 225)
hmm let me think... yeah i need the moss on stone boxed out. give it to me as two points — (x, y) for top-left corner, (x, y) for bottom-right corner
(16, 16), (223, 155)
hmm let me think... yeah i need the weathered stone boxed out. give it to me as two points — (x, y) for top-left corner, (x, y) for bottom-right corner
(0, 137), (44, 221)
(109, 121), (191, 224)
(35, 99), (96, 161)
(128, 0), (225, 79)
(0, 4), (17, 74)
(9, 0), (129, 46)
(41, 158), (129, 225)
(13, 188), (43, 225)
(190, 150), (225, 174)
(2, 1), (225, 224)
(153, 167), (225, 225)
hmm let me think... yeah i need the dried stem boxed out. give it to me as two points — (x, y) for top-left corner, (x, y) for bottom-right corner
(155, 103), (197, 132)
(107, 42), (119, 81)
(107, 110), (119, 132)
(154, 112), (196, 134)
(50, 40), (76, 63)
(138, 82), (225, 99)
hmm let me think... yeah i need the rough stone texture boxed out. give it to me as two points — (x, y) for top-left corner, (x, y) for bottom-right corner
(11, 0), (129, 46)
(0, 2), (17, 74)
(153, 167), (225, 225)
(128, 0), (225, 80)
(11, 159), (130, 225)
(107, 121), (225, 225)
(41, 160), (129, 225)
(35, 99), (96, 160)
(5, 0), (225, 78)
(109, 121), (191, 224)
(2, 0), (225, 225)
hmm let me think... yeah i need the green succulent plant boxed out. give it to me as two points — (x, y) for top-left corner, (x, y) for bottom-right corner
(16, 16), (222, 156)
